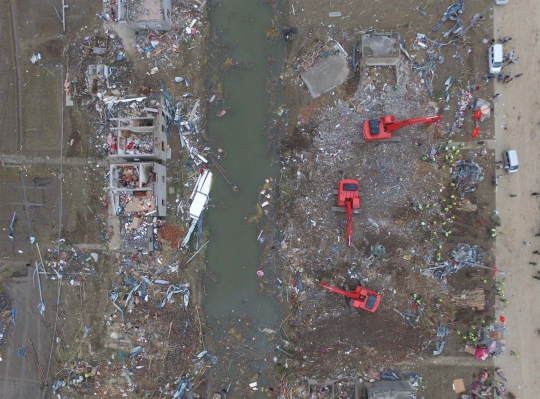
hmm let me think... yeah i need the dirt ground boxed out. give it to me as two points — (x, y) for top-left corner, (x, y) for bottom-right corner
(492, 2), (540, 399)
(275, 0), (503, 396)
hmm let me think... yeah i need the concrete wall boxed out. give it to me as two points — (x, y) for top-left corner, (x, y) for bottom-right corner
(154, 100), (169, 161)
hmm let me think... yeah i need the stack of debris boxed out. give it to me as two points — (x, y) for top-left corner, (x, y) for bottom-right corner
(421, 244), (484, 281)
(45, 249), (100, 277)
(65, 33), (131, 106)
(120, 214), (159, 252)
(451, 160), (484, 196)
(468, 368), (507, 398)
(475, 323), (506, 359)
(130, 3), (206, 71)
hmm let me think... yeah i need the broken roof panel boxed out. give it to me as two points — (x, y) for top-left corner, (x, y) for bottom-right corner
(361, 33), (400, 61)
(300, 41), (352, 98)
(189, 169), (213, 220)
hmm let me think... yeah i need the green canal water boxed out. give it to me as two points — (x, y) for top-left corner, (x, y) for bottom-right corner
(205, 0), (285, 395)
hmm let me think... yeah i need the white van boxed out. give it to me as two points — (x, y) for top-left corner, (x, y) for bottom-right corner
(503, 150), (518, 173)
(488, 44), (503, 73)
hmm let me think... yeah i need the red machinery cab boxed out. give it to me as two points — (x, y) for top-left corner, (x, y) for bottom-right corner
(337, 179), (360, 247)
(363, 116), (396, 140)
(350, 290), (381, 312)
(338, 179), (360, 209)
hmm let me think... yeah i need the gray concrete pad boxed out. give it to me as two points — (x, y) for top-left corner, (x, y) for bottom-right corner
(361, 34), (400, 59)
(301, 52), (351, 98)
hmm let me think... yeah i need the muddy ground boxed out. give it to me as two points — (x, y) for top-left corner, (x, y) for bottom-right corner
(274, 0), (500, 396)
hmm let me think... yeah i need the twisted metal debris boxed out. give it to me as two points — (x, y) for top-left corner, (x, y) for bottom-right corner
(451, 160), (484, 196)
(422, 244), (483, 280)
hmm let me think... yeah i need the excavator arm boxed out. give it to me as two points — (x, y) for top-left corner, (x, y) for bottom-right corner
(345, 200), (353, 247)
(321, 282), (357, 299)
(385, 115), (442, 134)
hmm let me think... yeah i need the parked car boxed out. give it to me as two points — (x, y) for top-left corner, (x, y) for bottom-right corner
(503, 150), (519, 173)
(494, 0), (509, 5)
(488, 44), (503, 74)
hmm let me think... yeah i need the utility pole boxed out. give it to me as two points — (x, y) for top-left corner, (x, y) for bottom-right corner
(29, 338), (46, 384)
(35, 262), (45, 316)
(62, 0), (66, 32)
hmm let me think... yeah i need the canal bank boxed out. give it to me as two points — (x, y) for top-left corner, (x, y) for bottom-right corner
(204, 0), (285, 395)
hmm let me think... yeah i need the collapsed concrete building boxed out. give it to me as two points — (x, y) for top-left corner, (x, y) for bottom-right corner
(119, 0), (172, 31)
(109, 162), (167, 217)
(105, 95), (171, 253)
(86, 64), (115, 95)
(109, 162), (167, 253)
(108, 96), (169, 162)
(361, 33), (402, 84)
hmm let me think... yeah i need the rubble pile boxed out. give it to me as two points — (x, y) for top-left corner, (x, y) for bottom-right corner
(66, 33), (132, 104)
(275, 63), (446, 374)
(45, 249), (100, 277)
(49, 251), (211, 397)
(159, 224), (185, 248)
(468, 368), (508, 398)
(275, 27), (499, 376)
(452, 160), (484, 196)
(120, 215), (158, 252)
(133, 2), (206, 72)
(278, 62), (445, 275)
(421, 243), (484, 281)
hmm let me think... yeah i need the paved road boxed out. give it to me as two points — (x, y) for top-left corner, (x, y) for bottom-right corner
(0, 272), (54, 399)
(493, 2), (540, 398)
(0, 154), (103, 166)
(0, 0), (18, 154)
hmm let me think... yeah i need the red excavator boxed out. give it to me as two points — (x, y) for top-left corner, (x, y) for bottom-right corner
(363, 115), (443, 141)
(321, 282), (381, 313)
(335, 179), (360, 247)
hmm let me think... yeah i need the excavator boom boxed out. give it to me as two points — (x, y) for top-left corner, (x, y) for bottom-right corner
(320, 282), (356, 299)
(345, 201), (353, 247)
(385, 115), (443, 134)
